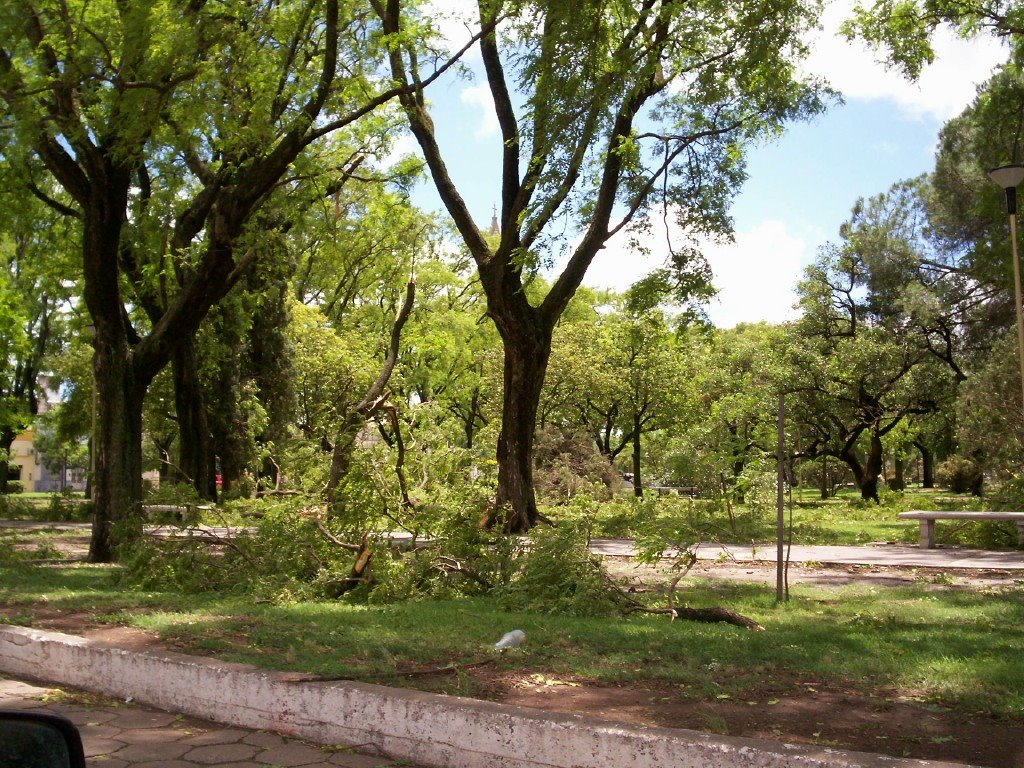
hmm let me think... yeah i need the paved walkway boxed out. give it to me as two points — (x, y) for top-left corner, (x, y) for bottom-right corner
(3, 520), (1023, 570)
(590, 539), (1024, 570)
(0, 675), (415, 768)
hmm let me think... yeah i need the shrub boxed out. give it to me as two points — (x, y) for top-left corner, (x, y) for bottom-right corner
(935, 457), (983, 495)
(532, 426), (619, 504)
(497, 523), (623, 617)
(38, 489), (91, 522)
(0, 493), (34, 518)
(2, 480), (24, 495)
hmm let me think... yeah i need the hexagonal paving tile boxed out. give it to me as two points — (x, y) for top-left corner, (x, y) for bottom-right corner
(81, 736), (128, 758)
(121, 725), (190, 744)
(83, 757), (129, 768)
(115, 740), (194, 762)
(256, 742), (332, 766)
(75, 708), (121, 726)
(108, 710), (179, 729)
(181, 728), (249, 746)
(77, 723), (125, 741)
(185, 742), (260, 764)
(241, 731), (286, 749)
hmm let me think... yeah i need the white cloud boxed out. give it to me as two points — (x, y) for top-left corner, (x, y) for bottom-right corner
(425, 0), (481, 59)
(460, 84), (499, 136)
(580, 215), (808, 328)
(702, 222), (808, 328)
(804, 0), (1007, 120)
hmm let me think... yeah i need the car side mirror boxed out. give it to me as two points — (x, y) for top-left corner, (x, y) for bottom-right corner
(0, 710), (87, 768)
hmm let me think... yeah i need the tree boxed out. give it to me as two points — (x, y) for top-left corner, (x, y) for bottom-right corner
(544, 286), (684, 497)
(399, 253), (501, 451)
(844, 0), (1017, 79)
(378, 0), (825, 531)
(956, 335), (1024, 482)
(790, 198), (958, 501)
(923, 64), (1024, 358)
(0, 0), (438, 560)
(0, 166), (76, 492)
(662, 323), (785, 507)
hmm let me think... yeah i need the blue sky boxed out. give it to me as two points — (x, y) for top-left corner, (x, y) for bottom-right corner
(400, 1), (1008, 327)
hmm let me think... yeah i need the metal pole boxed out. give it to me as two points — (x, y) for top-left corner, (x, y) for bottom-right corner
(1011, 213), (1024, 417)
(776, 391), (785, 604)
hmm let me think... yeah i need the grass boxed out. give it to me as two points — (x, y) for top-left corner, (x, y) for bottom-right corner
(580, 486), (1017, 549)
(3, 485), (1013, 549)
(2, 560), (1022, 717)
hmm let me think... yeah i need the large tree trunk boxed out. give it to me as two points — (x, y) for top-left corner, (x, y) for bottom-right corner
(492, 327), (551, 533)
(632, 414), (643, 498)
(851, 433), (884, 503)
(206, 323), (247, 494)
(89, 340), (146, 563)
(172, 338), (216, 500)
(891, 456), (905, 491)
(835, 431), (883, 504)
(915, 440), (934, 488)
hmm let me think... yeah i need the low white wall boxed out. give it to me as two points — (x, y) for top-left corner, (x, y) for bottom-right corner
(0, 625), (969, 768)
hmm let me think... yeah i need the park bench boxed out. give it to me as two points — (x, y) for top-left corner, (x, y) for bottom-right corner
(898, 510), (1024, 548)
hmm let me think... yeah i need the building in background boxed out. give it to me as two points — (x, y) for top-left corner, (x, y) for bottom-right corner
(8, 429), (88, 493)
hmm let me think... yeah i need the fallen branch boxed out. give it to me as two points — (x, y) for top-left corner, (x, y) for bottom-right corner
(433, 555), (493, 589)
(143, 525), (260, 571)
(625, 603), (764, 631)
(593, 548), (764, 630)
(313, 512), (363, 552)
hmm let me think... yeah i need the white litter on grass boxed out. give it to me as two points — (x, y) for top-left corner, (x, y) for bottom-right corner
(493, 629), (526, 650)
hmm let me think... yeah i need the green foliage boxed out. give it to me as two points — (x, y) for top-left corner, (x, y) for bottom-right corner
(532, 426), (618, 504)
(935, 457), (984, 494)
(37, 490), (90, 523)
(957, 336), (1024, 480)
(0, 493), (33, 517)
(843, 0), (1017, 79)
(496, 523), (623, 618)
(736, 462), (777, 518)
(120, 497), (341, 599)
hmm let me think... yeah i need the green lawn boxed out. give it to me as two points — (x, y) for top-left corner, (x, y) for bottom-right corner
(579, 486), (1018, 549)
(2, 561), (1022, 716)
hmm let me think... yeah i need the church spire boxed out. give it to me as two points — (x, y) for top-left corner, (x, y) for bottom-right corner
(489, 204), (500, 236)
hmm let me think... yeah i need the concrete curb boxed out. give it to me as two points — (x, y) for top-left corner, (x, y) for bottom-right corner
(0, 625), (970, 768)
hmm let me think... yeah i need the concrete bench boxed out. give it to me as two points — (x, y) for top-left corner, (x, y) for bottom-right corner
(898, 510), (1024, 548)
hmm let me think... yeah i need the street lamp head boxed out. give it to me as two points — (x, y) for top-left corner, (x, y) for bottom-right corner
(989, 165), (1024, 215)
(989, 165), (1024, 190)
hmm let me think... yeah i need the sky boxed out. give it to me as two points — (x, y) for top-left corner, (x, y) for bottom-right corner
(401, 1), (1009, 327)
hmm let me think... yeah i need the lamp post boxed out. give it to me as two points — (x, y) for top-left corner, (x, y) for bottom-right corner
(988, 164), (1024, 416)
